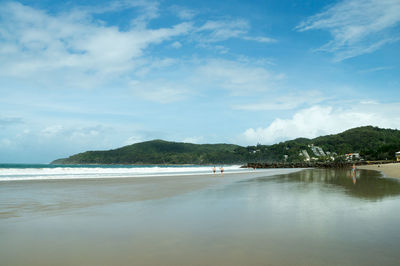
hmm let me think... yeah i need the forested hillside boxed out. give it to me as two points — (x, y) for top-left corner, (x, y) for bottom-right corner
(52, 140), (244, 164)
(52, 126), (400, 164)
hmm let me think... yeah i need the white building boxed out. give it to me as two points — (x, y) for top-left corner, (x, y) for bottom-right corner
(316, 146), (326, 156)
(310, 145), (326, 157)
(345, 153), (360, 161)
(301, 150), (310, 161)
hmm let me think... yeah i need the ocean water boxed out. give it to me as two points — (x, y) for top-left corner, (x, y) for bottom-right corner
(0, 164), (246, 181)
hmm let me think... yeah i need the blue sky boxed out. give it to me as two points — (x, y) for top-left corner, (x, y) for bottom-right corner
(1, 0), (400, 163)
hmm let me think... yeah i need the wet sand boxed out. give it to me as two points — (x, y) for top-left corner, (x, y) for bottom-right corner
(358, 162), (400, 178)
(0, 169), (295, 219)
(2, 168), (400, 266)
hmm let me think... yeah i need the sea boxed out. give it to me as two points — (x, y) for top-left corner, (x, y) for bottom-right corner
(0, 164), (246, 181)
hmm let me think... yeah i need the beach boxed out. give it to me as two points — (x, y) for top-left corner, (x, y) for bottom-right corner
(0, 169), (290, 219)
(358, 162), (400, 178)
(2, 168), (400, 265)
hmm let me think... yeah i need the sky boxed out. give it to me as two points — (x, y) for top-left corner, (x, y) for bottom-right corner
(1, 0), (400, 163)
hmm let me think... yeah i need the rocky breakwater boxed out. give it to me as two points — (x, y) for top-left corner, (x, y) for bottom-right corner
(243, 161), (398, 169)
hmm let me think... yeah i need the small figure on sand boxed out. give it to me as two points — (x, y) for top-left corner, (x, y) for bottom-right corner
(220, 166), (224, 176)
(212, 166), (216, 175)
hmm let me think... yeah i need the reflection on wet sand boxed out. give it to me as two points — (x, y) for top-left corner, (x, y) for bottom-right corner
(249, 168), (400, 201)
(351, 164), (357, 184)
(0, 174), (220, 219)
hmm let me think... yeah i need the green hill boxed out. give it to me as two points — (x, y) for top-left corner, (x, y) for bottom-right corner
(241, 126), (400, 162)
(52, 139), (244, 164)
(51, 126), (400, 164)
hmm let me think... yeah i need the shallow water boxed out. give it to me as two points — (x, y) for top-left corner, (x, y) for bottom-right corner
(0, 164), (246, 181)
(1, 168), (400, 265)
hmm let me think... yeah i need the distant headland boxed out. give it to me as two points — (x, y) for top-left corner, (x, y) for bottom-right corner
(52, 126), (400, 165)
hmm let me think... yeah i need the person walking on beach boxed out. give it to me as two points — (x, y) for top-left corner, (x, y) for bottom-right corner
(220, 166), (224, 176)
(212, 166), (216, 175)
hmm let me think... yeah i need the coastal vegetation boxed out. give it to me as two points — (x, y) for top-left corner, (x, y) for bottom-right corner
(52, 126), (400, 164)
(52, 140), (243, 164)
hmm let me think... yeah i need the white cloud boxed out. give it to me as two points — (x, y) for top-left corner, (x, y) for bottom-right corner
(196, 59), (284, 95)
(233, 91), (327, 111)
(170, 5), (196, 20)
(358, 66), (394, 74)
(79, 0), (161, 29)
(128, 1), (160, 29)
(124, 135), (145, 145)
(0, 122), (119, 162)
(182, 136), (204, 144)
(197, 19), (250, 42)
(41, 125), (64, 137)
(39, 125), (108, 141)
(0, 2), (277, 104)
(359, 100), (378, 105)
(84, 0), (158, 17)
(171, 41), (182, 48)
(240, 103), (400, 145)
(123, 129), (167, 146)
(193, 19), (276, 45)
(213, 45), (230, 54)
(129, 79), (190, 103)
(296, 0), (400, 61)
(130, 58), (286, 101)
(134, 57), (178, 76)
(243, 36), (277, 43)
(0, 2), (192, 88)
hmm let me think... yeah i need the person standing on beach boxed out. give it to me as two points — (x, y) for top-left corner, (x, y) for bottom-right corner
(212, 166), (216, 175)
(220, 166), (224, 176)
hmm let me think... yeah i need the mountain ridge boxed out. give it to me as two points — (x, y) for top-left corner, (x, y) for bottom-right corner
(52, 126), (400, 164)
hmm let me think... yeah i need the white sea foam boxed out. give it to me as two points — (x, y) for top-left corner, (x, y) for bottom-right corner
(0, 165), (250, 181)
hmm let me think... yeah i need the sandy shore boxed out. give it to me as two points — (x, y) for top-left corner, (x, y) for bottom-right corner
(2, 168), (400, 266)
(358, 163), (400, 178)
(0, 169), (301, 219)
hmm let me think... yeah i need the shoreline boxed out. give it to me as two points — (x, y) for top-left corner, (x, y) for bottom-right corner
(0, 168), (275, 182)
(358, 163), (400, 179)
(0, 169), (302, 219)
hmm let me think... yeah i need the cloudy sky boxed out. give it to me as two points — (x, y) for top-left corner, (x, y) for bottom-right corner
(1, 0), (400, 163)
